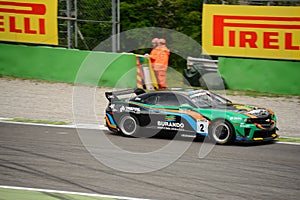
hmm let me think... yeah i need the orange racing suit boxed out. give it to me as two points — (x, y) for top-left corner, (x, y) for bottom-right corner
(151, 45), (170, 89)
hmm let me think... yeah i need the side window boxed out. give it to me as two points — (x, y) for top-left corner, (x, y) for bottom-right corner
(133, 93), (194, 107)
(157, 94), (180, 106)
(177, 95), (195, 107)
(143, 95), (158, 105)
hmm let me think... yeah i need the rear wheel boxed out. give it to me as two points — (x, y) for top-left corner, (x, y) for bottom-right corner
(209, 120), (235, 144)
(119, 115), (139, 137)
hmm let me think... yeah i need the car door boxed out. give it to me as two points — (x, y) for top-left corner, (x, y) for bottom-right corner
(147, 93), (188, 132)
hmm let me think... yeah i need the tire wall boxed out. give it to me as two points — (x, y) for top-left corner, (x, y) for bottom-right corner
(218, 57), (300, 95)
(0, 43), (137, 88)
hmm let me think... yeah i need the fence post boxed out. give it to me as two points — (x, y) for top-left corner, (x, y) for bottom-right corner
(112, 0), (117, 52)
(66, 0), (72, 49)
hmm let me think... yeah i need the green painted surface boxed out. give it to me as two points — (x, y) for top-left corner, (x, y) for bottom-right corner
(218, 57), (300, 95)
(2, 43), (300, 94)
(0, 43), (136, 88)
(0, 188), (116, 200)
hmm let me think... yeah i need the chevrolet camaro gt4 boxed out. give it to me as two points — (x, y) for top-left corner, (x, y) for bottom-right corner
(105, 88), (278, 144)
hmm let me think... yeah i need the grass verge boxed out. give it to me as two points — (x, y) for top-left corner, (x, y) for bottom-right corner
(7, 118), (70, 125)
(0, 188), (117, 200)
(277, 137), (300, 143)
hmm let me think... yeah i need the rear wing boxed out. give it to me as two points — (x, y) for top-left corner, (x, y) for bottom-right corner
(105, 88), (146, 102)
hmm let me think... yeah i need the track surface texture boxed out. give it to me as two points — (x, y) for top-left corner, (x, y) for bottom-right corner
(0, 77), (300, 200)
(0, 123), (299, 200)
(0, 77), (299, 137)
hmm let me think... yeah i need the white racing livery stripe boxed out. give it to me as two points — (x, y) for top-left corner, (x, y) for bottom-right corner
(0, 185), (152, 200)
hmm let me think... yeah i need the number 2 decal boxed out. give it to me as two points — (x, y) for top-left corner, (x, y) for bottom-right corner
(199, 124), (205, 132)
(197, 120), (208, 133)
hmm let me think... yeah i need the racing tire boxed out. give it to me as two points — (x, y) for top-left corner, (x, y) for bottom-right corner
(119, 115), (140, 137)
(209, 119), (235, 145)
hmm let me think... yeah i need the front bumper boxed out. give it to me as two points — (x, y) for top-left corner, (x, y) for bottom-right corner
(235, 121), (278, 142)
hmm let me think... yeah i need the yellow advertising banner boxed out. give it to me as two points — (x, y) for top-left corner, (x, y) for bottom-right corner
(0, 0), (58, 45)
(202, 5), (300, 60)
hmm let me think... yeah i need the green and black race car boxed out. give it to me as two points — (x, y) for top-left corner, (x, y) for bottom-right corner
(105, 88), (278, 144)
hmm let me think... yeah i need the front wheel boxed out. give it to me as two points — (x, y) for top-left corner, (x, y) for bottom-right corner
(209, 120), (235, 145)
(119, 115), (139, 137)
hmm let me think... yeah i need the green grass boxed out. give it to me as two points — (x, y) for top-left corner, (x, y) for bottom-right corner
(7, 118), (70, 125)
(0, 188), (117, 200)
(0, 75), (75, 86)
(277, 137), (300, 143)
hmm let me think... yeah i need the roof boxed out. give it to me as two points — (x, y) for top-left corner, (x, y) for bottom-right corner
(147, 88), (208, 96)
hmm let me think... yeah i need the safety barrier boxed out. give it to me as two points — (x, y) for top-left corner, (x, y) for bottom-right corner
(0, 43), (137, 88)
(1, 43), (299, 94)
(218, 57), (300, 95)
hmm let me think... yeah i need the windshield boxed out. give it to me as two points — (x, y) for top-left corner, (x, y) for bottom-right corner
(189, 91), (231, 107)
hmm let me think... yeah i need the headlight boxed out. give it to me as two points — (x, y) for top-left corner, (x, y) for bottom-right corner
(244, 118), (252, 123)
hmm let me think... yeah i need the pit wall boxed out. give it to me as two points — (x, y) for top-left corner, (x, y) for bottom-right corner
(0, 43), (137, 88)
(218, 57), (300, 95)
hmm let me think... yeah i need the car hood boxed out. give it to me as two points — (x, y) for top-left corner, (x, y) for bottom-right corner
(209, 104), (273, 118)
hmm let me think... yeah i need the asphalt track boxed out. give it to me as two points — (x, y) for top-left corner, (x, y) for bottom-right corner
(0, 122), (299, 200)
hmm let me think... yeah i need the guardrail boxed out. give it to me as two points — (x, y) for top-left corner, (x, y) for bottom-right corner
(184, 56), (224, 89)
(186, 56), (218, 73)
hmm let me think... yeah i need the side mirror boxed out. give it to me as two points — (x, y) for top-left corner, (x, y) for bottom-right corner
(179, 104), (194, 110)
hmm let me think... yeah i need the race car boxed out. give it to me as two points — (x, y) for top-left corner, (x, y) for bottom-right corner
(105, 88), (278, 144)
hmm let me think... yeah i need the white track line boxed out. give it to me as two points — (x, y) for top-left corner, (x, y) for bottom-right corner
(0, 185), (151, 200)
(0, 118), (108, 130)
(276, 141), (300, 146)
(0, 118), (299, 145)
